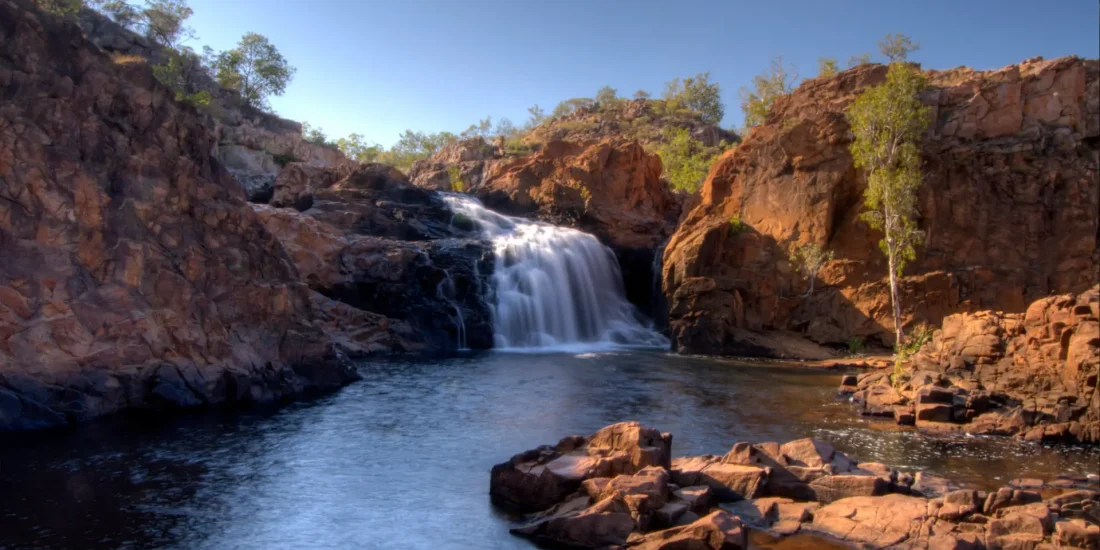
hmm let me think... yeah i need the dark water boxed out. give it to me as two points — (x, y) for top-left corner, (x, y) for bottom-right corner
(1, 351), (1096, 550)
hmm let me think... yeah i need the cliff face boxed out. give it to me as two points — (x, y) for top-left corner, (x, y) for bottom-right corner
(662, 57), (1099, 357)
(0, 1), (401, 431)
(75, 6), (356, 203)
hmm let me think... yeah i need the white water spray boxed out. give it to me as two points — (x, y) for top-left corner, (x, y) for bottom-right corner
(444, 195), (669, 352)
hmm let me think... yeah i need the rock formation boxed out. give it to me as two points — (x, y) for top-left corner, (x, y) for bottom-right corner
(843, 285), (1100, 443)
(0, 0), (405, 431)
(492, 423), (1100, 549)
(75, 5), (357, 203)
(252, 164), (495, 352)
(411, 138), (684, 319)
(663, 57), (1099, 358)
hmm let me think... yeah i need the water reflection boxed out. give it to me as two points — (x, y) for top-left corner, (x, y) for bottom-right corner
(0, 351), (1095, 549)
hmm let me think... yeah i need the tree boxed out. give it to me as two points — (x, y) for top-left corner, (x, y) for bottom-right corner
(655, 128), (726, 193)
(662, 72), (724, 124)
(493, 117), (517, 137)
(335, 134), (383, 163)
(788, 243), (834, 296)
(300, 122), (332, 147)
(595, 86), (619, 109)
(379, 130), (457, 171)
(89, 0), (140, 26)
(847, 53), (872, 68)
(818, 56), (839, 77)
(141, 0), (194, 49)
(460, 116), (493, 139)
(738, 57), (798, 128)
(879, 33), (919, 63)
(633, 90), (650, 100)
(846, 62), (931, 345)
(35, 0), (82, 17)
(208, 33), (295, 110)
(151, 48), (211, 107)
(526, 104), (546, 128)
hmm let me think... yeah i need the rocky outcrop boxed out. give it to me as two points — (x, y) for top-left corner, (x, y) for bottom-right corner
(492, 423), (1100, 549)
(75, 5), (356, 203)
(0, 1), (405, 431)
(844, 285), (1100, 443)
(663, 57), (1099, 358)
(525, 98), (738, 149)
(412, 138), (684, 319)
(252, 164), (495, 352)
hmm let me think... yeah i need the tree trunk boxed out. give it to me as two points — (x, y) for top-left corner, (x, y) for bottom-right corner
(887, 254), (904, 347)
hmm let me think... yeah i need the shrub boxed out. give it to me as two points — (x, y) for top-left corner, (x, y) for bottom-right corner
(272, 152), (296, 166)
(728, 214), (747, 235)
(788, 242), (834, 296)
(891, 324), (934, 387)
(739, 57), (799, 128)
(846, 336), (865, 355)
(818, 56), (839, 77)
(655, 128), (725, 193)
(447, 166), (465, 193)
(662, 72), (724, 125)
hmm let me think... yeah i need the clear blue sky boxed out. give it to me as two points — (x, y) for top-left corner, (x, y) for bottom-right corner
(184, 0), (1099, 147)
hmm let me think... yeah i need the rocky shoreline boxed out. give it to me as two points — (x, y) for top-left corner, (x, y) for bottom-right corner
(842, 286), (1100, 445)
(490, 422), (1100, 549)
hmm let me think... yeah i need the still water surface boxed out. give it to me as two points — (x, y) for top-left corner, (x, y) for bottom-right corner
(1, 351), (1096, 549)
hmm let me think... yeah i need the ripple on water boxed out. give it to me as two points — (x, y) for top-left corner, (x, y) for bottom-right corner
(0, 351), (1096, 550)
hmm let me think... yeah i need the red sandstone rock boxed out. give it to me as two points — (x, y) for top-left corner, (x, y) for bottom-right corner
(662, 58), (1099, 358)
(0, 0), (372, 430)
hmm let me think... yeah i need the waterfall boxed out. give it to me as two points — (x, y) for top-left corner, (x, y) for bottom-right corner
(444, 195), (669, 351)
(435, 269), (467, 350)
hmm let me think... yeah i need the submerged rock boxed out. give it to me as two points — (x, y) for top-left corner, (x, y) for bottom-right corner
(492, 422), (1100, 549)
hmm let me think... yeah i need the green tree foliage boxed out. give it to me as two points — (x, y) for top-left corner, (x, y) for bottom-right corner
(662, 72), (724, 125)
(847, 53), (873, 68)
(846, 62), (931, 345)
(207, 33), (295, 109)
(738, 57), (799, 129)
(526, 105), (546, 128)
(300, 122), (334, 147)
(655, 128), (726, 193)
(551, 97), (596, 119)
(595, 86), (620, 109)
(879, 33), (920, 63)
(461, 117), (493, 139)
(151, 49), (211, 107)
(141, 0), (195, 49)
(35, 0), (83, 17)
(818, 56), (839, 77)
(788, 242), (835, 296)
(380, 130), (457, 172)
(335, 134), (383, 163)
(633, 90), (651, 100)
(447, 166), (466, 193)
(87, 0), (141, 25)
(493, 117), (517, 137)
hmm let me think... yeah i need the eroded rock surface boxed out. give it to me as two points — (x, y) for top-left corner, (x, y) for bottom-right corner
(0, 1), (389, 431)
(847, 285), (1100, 443)
(492, 423), (1100, 549)
(663, 57), (1099, 358)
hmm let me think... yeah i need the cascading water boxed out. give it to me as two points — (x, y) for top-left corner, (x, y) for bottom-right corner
(444, 195), (670, 351)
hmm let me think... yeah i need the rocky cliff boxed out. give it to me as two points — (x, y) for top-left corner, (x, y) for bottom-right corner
(75, 6), (356, 203)
(663, 57), (1099, 358)
(0, 1), (408, 431)
(412, 137), (683, 319)
(253, 163), (495, 353)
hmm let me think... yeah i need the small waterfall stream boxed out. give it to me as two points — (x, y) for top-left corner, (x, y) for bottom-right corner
(444, 195), (669, 351)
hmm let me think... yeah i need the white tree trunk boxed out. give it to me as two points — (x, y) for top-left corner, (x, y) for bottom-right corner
(887, 253), (904, 347)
